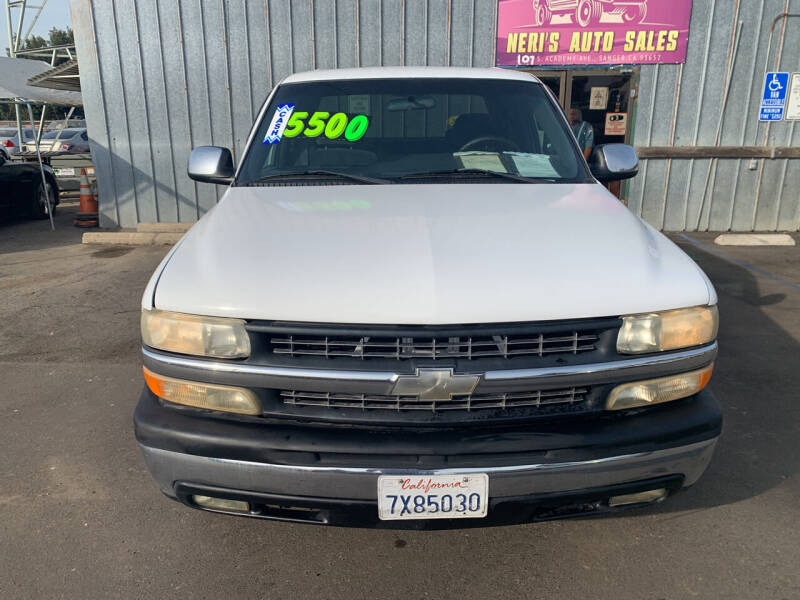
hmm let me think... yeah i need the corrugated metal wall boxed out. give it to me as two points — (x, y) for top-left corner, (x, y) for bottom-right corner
(628, 0), (800, 231)
(71, 0), (799, 231)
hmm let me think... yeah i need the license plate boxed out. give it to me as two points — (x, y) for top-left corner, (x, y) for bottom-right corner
(54, 168), (75, 177)
(377, 474), (488, 520)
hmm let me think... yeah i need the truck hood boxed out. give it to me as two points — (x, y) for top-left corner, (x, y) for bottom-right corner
(152, 183), (712, 324)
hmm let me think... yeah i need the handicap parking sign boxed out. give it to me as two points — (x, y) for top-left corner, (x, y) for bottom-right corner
(759, 72), (789, 121)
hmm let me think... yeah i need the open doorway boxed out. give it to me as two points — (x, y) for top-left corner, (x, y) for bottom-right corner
(527, 68), (638, 201)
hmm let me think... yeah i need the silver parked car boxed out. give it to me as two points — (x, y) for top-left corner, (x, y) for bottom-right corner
(23, 128), (90, 154)
(0, 127), (36, 155)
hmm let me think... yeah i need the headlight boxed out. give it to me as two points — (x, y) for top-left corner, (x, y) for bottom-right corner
(143, 367), (260, 415)
(617, 305), (718, 354)
(606, 363), (714, 411)
(141, 309), (250, 358)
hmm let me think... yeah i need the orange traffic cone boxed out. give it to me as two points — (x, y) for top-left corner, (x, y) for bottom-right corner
(74, 168), (98, 228)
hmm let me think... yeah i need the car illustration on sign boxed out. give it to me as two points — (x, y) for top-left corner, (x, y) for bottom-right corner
(533, 0), (648, 27)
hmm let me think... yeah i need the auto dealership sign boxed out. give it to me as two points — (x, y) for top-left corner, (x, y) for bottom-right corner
(496, 0), (692, 67)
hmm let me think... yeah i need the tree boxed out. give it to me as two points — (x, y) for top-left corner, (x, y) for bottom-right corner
(46, 27), (74, 47)
(16, 34), (47, 52)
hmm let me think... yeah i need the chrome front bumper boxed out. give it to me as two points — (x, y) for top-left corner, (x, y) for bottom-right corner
(136, 340), (721, 525)
(140, 437), (718, 502)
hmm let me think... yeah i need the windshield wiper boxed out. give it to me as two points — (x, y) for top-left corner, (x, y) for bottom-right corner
(245, 170), (390, 185)
(397, 168), (550, 183)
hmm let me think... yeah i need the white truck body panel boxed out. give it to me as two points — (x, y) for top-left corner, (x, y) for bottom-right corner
(149, 183), (711, 324)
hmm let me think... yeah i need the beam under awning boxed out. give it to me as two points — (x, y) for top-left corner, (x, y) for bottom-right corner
(26, 58), (81, 93)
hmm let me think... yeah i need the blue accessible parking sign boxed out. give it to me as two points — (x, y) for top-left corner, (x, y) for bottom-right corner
(759, 72), (789, 121)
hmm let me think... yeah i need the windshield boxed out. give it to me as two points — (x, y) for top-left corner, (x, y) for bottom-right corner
(237, 78), (589, 185)
(0, 128), (34, 139)
(42, 129), (81, 139)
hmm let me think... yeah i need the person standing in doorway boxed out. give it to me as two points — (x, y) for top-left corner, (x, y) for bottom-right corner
(568, 108), (594, 160)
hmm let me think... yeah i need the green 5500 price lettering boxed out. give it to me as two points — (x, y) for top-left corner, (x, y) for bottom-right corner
(282, 111), (369, 141)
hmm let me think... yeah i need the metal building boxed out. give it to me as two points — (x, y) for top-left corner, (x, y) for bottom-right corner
(70, 0), (799, 231)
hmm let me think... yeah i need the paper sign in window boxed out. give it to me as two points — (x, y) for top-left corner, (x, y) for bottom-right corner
(454, 152), (507, 172)
(590, 87), (609, 110)
(505, 153), (559, 177)
(604, 113), (627, 136)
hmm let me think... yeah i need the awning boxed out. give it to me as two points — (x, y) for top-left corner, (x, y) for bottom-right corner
(0, 56), (82, 105)
(27, 58), (81, 93)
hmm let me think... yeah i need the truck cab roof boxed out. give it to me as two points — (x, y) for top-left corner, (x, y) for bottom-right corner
(281, 66), (543, 84)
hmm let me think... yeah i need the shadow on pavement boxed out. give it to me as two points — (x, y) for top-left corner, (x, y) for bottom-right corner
(0, 202), (86, 255)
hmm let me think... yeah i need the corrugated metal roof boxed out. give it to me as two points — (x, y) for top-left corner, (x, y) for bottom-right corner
(27, 58), (81, 93)
(0, 56), (82, 105)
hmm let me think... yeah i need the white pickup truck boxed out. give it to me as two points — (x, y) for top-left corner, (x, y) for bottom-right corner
(135, 67), (720, 528)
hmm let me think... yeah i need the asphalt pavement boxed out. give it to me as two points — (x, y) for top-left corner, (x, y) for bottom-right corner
(1, 202), (799, 600)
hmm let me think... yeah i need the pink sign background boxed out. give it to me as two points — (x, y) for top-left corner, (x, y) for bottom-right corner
(496, 0), (692, 67)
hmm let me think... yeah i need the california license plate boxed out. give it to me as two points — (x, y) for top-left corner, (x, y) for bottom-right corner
(377, 474), (489, 520)
(54, 168), (75, 177)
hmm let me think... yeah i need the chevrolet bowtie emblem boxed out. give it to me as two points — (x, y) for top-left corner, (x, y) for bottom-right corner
(391, 368), (480, 400)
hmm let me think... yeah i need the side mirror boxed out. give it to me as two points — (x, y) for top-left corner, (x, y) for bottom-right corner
(188, 146), (234, 184)
(589, 144), (639, 182)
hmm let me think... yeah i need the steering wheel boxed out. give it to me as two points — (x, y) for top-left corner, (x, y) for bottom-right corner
(458, 136), (520, 153)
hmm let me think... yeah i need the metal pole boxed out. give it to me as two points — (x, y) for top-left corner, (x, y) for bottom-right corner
(36, 103), (46, 145)
(12, 101), (24, 149)
(52, 105), (75, 149)
(34, 42), (58, 144)
(4, 0), (13, 52)
(21, 0), (47, 42)
(13, 0), (27, 54)
(5, 0), (25, 148)
(26, 101), (55, 231)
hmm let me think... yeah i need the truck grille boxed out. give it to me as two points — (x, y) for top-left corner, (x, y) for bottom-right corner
(244, 318), (618, 424)
(270, 331), (598, 360)
(280, 387), (588, 412)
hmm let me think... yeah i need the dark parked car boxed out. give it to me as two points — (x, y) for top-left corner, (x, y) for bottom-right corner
(533, 0), (647, 27)
(0, 149), (59, 220)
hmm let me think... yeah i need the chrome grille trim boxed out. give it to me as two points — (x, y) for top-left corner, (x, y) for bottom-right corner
(269, 331), (598, 360)
(281, 388), (588, 412)
(141, 343), (718, 390)
(484, 342), (718, 381)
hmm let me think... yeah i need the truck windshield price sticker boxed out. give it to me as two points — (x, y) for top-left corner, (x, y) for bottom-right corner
(279, 110), (370, 142)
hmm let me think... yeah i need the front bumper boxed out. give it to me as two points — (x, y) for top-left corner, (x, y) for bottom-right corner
(135, 388), (721, 528)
